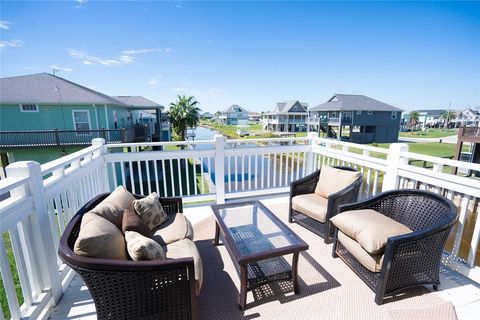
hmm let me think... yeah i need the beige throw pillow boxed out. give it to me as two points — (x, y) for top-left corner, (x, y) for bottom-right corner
(314, 166), (361, 198)
(331, 209), (412, 254)
(88, 185), (136, 229)
(74, 212), (128, 260)
(125, 231), (165, 261)
(133, 192), (167, 230)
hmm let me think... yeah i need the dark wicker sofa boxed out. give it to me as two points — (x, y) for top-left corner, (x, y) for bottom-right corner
(59, 193), (198, 320)
(331, 189), (458, 305)
(289, 166), (362, 243)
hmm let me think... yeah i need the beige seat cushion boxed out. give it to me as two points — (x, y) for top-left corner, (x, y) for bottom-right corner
(315, 166), (361, 198)
(125, 231), (165, 261)
(338, 231), (384, 273)
(331, 209), (412, 254)
(152, 213), (194, 245)
(133, 192), (168, 230)
(74, 212), (128, 260)
(87, 185), (135, 229)
(166, 238), (203, 295)
(292, 193), (328, 223)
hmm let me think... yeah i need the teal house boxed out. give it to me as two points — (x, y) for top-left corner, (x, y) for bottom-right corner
(0, 73), (166, 165)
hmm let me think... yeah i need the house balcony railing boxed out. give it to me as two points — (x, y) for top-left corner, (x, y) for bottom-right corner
(0, 127), (137, 149)
(0, 134), (479, 319)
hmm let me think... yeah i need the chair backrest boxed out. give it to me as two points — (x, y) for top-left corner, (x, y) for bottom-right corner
(375, 190), (457, 231)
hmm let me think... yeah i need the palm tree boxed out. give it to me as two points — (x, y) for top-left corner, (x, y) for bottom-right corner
(408, 111), (420, 132)
(441, 110), (456, 130)
(169, 95), (201, 142)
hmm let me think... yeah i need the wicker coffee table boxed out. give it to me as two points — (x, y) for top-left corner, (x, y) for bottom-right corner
(211, 200), (309, 309)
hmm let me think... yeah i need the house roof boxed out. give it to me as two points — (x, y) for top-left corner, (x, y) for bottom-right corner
(223, 104), (248, 113)
(310, 94), (403, 112)
(113, 96), (161, 108)
(0, 73), (128, 106)
(274, 100), (308, 113)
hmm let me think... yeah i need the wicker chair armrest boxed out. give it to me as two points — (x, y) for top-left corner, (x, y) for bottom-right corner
(337, 192), (388, 214)
(327, 176), (362, 219)
(290, 170), (320, 197)
(159, 196), (183, 215)
(133, 194), (183, 215)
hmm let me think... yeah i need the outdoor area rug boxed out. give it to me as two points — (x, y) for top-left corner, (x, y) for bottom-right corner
(193, 199), (458, 320)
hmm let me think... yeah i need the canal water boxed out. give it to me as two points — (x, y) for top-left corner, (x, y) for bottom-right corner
(193, 126), (302, 191)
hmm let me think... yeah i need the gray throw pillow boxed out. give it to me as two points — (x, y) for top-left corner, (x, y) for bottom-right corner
(133, 192), (167, 230)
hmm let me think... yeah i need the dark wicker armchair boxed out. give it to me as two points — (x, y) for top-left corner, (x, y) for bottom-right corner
(289, 166), (362, 243)
(59, 193), (198, 320)
(331, 189), (458, 305)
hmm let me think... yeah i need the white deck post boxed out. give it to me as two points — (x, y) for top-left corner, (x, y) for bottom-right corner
(214, 134), (226, 204)
(306, 132), (319, 175)
(382, 143), (409, 191)
(6, 161), (63, 304)
(92, 138), (110, 192)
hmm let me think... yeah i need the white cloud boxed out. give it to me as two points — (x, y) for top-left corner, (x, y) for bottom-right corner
(148, 79), (161, 86)
(0, 20), (11, 29)
(67, 49), (133, 66)
(0, 39), (24, 50)
(67, 47), (171, 67)
(50, 64), (73, 72)
(148, 76), (163, 86)
(122, 48), (162, 55)
(75, 0), (88, 8)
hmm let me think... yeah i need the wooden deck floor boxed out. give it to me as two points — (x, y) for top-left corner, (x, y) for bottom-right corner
(47, 197), (480, 320)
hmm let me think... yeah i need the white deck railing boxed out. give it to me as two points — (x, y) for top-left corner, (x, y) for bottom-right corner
(0, 133), (479, 319)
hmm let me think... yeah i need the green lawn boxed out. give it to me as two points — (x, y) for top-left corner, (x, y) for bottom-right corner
(399, 128), (457, 138)
(1, 233), (22, 319)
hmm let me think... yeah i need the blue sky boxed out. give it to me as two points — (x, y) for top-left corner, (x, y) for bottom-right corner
(1, 1), (479, 112)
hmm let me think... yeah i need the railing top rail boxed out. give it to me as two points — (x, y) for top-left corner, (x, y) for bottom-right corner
(313, 137), (390, 154)
(403, 151), (480, 171)
(0, 176), (30, 195)
(40, 145), (103, 175)
(106, 139), (216, 148)
(0, 128), (129, 134)
(227, 137), (309, 143)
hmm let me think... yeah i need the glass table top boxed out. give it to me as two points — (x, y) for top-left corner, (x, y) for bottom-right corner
(212, 201), (306, 257)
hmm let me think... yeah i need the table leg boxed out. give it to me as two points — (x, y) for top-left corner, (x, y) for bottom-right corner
(213, 222), (220, 246)
(239, 264), (247, 309)
(292, 252), (300, 294)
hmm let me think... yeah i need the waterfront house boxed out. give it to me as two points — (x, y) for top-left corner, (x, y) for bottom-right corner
(308, 94), (402, 143)
(454, 108), (480, 128)
(263, 100), (309, 132)
(201, 112), (214, 120)
(0, 73), (156, 164)
(219, 104), (249, 125)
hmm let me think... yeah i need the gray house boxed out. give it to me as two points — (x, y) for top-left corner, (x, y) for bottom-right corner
(308, 94), (403, 143)
(263, 100), (309, 132)
(219, 105), (249, 125)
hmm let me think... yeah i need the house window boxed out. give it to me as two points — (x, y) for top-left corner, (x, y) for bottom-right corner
(391, 112), (397, 120)
(356, 110), (362, 115)
(72, 110), (91, 131)
(20, 104), (39, 112)
(367, 110), (373, 115)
